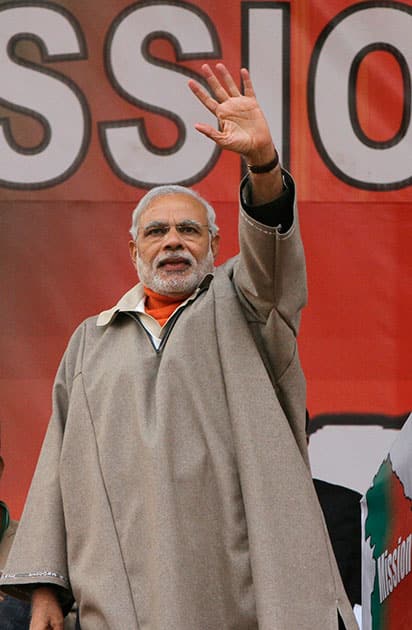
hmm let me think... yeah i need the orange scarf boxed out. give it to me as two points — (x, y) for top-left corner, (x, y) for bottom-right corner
(144, 287), (186, 327)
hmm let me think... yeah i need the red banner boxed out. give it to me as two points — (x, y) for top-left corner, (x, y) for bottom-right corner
(1, 0), (411, 516)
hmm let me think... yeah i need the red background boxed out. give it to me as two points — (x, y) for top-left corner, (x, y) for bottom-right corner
(1, 0), (411, 517)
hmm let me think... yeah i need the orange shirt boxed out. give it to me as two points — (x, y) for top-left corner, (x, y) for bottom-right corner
(144, 287), (187, 327)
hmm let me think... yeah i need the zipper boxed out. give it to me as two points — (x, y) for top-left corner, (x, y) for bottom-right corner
(123, 304), (189, 354)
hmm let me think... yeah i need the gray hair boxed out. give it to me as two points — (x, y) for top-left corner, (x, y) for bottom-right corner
(129, 184), (219, 241)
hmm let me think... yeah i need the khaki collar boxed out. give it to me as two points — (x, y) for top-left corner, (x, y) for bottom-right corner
(96, 274), (213, 327)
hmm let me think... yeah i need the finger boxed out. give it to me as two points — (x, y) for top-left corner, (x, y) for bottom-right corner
(215, 63), (241, 97)
(240, 67), (256, 98)
(200, 64), (230, 103)
(194, 122), (223, 144)
(188, 79), (219, 115)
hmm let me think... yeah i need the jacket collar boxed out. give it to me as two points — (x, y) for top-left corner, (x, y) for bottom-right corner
(96, 274), (214, 327)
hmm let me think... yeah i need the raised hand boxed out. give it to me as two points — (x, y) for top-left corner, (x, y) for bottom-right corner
(188, 63), (275, 166)
(189, 63), (283, 204)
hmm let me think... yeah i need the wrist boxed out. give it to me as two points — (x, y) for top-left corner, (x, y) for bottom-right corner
(245, 145), (279, 174)
(32, 585), (59, 603)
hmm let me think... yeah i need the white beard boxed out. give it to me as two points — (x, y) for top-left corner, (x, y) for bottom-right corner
(136, 248), (215, 296)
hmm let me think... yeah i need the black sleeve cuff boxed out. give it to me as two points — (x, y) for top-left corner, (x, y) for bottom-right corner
(240, 170), (294, 233)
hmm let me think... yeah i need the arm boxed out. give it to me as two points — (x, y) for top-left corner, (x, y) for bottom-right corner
(189, 64), (305, 328)
(0, 325), (86, 608)
(189, 65), (307, 424)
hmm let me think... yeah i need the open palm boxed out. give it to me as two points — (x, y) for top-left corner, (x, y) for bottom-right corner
(188, 64), (272, 161)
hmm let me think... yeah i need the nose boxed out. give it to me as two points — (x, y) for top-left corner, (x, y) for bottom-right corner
(162, 225), (185, 250)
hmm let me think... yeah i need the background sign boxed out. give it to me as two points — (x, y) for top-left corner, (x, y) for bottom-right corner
(362, 412), (412, 629)
(1, 0), (411, 516)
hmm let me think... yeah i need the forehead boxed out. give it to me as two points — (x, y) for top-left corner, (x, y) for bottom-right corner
(139, 193), (208, 226)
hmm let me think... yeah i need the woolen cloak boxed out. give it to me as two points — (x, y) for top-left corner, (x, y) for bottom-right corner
(0, 177), (357, 629)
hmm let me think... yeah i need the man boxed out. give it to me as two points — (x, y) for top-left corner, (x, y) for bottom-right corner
(0, 64), (357, 629)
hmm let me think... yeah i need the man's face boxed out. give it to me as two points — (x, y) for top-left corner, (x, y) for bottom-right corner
(129, 193), (220, 297)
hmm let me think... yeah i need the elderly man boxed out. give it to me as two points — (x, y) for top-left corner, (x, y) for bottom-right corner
(0, 65), (357, 629)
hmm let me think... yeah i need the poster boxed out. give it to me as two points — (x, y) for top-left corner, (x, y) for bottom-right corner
(1, 0), (411, 516)
(362, 412), (412, 629)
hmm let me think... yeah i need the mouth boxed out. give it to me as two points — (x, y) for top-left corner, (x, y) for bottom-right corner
(157, 256), (192, 273)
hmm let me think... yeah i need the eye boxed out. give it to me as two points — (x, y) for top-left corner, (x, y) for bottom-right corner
(178, 225), (197, 234)
(177, 224), (200, 235)
(144, 226), (168, 238)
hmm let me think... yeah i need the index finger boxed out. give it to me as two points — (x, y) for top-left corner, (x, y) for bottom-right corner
(188, 78), (218, 115)
(199, 63), (231, 102)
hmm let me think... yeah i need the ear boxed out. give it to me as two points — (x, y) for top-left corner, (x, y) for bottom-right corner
(211, 233), (220, 260)
(129, 240), (138, 269)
